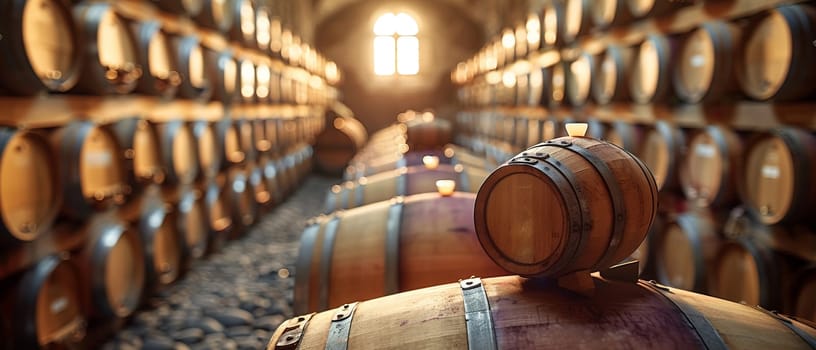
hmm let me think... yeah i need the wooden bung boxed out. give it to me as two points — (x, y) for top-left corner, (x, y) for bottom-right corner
(593, 45), (634, 104)
(674, 21), (740, 104)
(0, 128), (60, 242)
(274, 275), (816, 349)
(0, 0), (81, 95)
(293, 192), (506, 313)
(1, 254), (85, 348)
(655, 211), (720, 293)
(737, 4), (816, 101)
(637, 120), (686, 191)
(741, 127), (816, 225)
(324, 164), (489, 213)
(72, 3), (142, 95)
(157, 120), (200, 186)
(474, 124), (658, 278)
(195, 0), (234, 33)
(630, 34), (677, 104)
(680, 125), (743, 208)
(131, 20), (181, 99)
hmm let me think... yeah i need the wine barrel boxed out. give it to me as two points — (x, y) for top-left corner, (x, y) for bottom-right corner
(229, 0), (256, 48)
(630, 34), (677, 104)
(738, 4), (816, 101)
(680, 125), (743, 207)
(586, 119), (607, 138)
(0, 128), (60, 242)
(404, 118), (453, 151)
(238, 58), (257, 103)
(246, 161), (273, 210)
(314, 114), (368, 176)
(255, 6), (271, 52)
(474, 135), (658, 277)
(119, 185), (182, 291)
(0, 0), (81, 95)
(791, 265), (816, 322)
(157, 121), (199, 186)
(195, 0), (234, 32)
(174, 189), (209, 262)
(549, 62), (567, 107)
(206, 48), (238, 104)
(628, 212), (664, 278)
(655, 211), (721, 293)
(215, 118), (244, 166)
(345, 151), (451, 181)
(626, 0), (692, 18)
(191, 120), (222, 180)
(542, 1), (565, 48)
(563, 0), (592, 43)
(258, 154), (283, 204)
(674, 21), (739, 104)
(236, 119), (258, 162)
(591, 0), (632, 28)
(51, 122), (127, 220)
(174, 35), (212, 101)
(741, 127), (816, 225)
(593, 45), (633, 104)
(74, 213), (145, 319)
(275, 275), (816, 349)
(202, 179), (233, 254)
(253, 118), (272, 153)
(325, 164), (489, 213)
(72, 3), (142, 94)
(112, 117), (164, 191)
(264, 117), (281, 153)
(226, 167), (259, 231)
(255, 62), (271, 102)
(603, 121), (643, 153)
(565, 52), (595, 107)
(294, 192), (506, 313)
(150, 0), (203, 16)
(269, 66), (283, 103)
(0, 255), (85, 349)
(131, 20), (181, 98)
(638, 121), (686, 191)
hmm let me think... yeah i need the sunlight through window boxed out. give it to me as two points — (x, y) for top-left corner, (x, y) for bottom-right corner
(374, 12), (419, 76)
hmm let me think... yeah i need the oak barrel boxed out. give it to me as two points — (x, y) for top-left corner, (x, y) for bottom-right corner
(74, 213), (146, 319)
(206, 48), (238, 104)
(174, 35), (212, 101)
(638, 121), (686, 191)
(157, 120), (200, 186)
(630, 34), (677, 103)
(51, 122), (127, 220)
(680, 125), (743, 207)
(191, 120), (223, 180)
(0, 0), (81, 95)
(255, 62), (272, 102)
(175, 189), (209, 262)
(737, 4), (816, 101)
(741, 127), (816, 225)
(603, 120), (642, 153)
(216, 118), (244, 166)
(314, 114), (368, 176)
(72, 3), (142, 94)
(404, 118), (454, 152)
(132, 20), (181, 98)
(674, 21), (740, 104)
(229, 0), (256, 48)
(626, 0), (692, 18)
(246, 161), (273, 210)
(253, 118), (272, 153)
(542, 1), (565, 48)
(591, 0), (632, 28)
(565, 52), (595, 107)
(226, 166), (259, 231)
(325, 164), (489, 213)
(791, 265), (816, 322)
(255, 6), (272, 53)
(563, 0), (591, 43)
(112, 117), (164, 190)
(294, 192), (506, 313)
(474, 135), (658, 277)
(275, 275), (816, 349)
(0, 255), (85, 349)
(0, 128), (60, 242)
(202, 179), (233, 254)
(195, 0), (234, 32)
(345, 151), (451, 181)
(655, 211), (720, 293)
(592, 45), (633, 104)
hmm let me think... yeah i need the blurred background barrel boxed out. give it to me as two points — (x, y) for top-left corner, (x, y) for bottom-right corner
(673, 21), (739, 104)
(313, 112), (367, 176)
(112, 118), (164, 192)
(131, 20), (181, 98)
(680, 125), (743, 207)
(654, 211), (720, 293)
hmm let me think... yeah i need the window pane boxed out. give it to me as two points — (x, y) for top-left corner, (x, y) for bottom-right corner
(397, 36), (419, 75)
(374, 36), (395, 75)
(374, 13), (396, 35)
(395, 13), (418, 35)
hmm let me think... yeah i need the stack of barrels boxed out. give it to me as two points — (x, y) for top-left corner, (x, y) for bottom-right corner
(270, 122), (816, 349)
(450, 0), (816, 323)
(0, 0), (339, 348)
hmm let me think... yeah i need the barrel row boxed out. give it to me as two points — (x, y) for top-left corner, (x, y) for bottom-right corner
(460, 3), (816, 107)
(0, 0), (339, 101)
(0, 141), (313, 348)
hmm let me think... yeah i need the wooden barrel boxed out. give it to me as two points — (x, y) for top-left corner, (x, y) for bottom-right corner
(603, 121), (642, 153)
(255, 62), (271, 102)
(741, 127), (816, 225)
(191, 120), (223, 180)
(264, 117), (281, 153)
(238, 58), (257, 103)
(74, 213), (145, 319)
(119, 186), (182, 291)
(586, 119), (607, 138)
(132, 20), (181, 98)
(325, 164), (489, 213)
(628, 212), (663, 278)
(591, 0), (632, 28)
(112, 117), (164, 191)
(474, 135), (658, 277)
(405, 118), (453, 151)
(674, 21), (739, 104)
(174, 35), (211, 101)
(542, 1), (565, 48)
(1, 255), (85, 349)
(215, 118), (244, 166)
(246, 161), (273, 210)
(229, 0), (256, 48)
(630, 34), (676, 104)
(565, 52), (595, 106)
(680, 125), (743, 207)
(738, 4), (816, 101)
(236, 119), (258, 162)
(226, 167), (259, 231)
(255, 6), (271, 52)
(1, 0), (80, 95)
(563, 0), (591, 43)
(202, 179), (233, 254)
(655, 211), (719, 293)
(791, 265), (816, 322)
(294, 192), (506, 313)
(258, 154), (283, 204)
(638, 120), (686, 191)
(157, 121), (199, 186)
(253, 118), (272, 153)
(276, 275), (816, 349)
(206, 48), (238, 104)
(269, 66), (283, 103)
(549, 62), (567, 107)
(593, 45), (633, 104)
(174, 188), (209, 261)
(626, 0), (692, 18)
(0, 128), (60, 242)
(72, 3), (141, 95)
(150, 0), (203, 16)
(314, 114), (368, 176)
(51, 122), (127, 221)
(274, 156), (294, 198)
(345, 151), (452, 181)
(195, 0), (234, 32)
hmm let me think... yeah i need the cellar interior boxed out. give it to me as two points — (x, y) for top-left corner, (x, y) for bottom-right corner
(1, 0), (815, 349)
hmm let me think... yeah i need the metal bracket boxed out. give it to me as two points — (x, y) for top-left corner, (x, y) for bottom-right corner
(325, 302), (359, 350)
(460, 277), (497, 350)
(275, 313), (315, 350)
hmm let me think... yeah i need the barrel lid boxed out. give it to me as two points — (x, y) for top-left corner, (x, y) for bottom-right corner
(22, 0), (80, 92)
(675, 25), (716, 103)
(657, 223), (698, 290)
(739, 9), (792, 100)
(713, 241), (762, 306)
(744, 135), (794, 224)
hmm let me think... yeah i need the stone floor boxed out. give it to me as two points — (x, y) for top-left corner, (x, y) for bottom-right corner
(103, 175), (337, 350)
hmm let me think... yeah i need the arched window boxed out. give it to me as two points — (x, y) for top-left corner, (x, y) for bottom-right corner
(373, 12), (419, 76)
